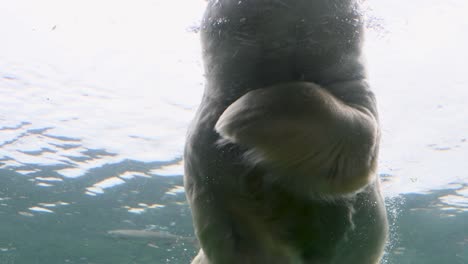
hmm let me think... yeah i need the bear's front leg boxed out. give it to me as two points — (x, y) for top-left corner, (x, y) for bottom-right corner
(215, 81), (379, 196)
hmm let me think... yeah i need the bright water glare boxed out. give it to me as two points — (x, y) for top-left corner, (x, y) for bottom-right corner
(0, 0), (467, 263)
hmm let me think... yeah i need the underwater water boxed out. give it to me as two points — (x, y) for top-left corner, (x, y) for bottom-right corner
(0, 0), (467, 263)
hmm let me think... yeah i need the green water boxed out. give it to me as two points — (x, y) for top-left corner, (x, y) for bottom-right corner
(1, 162), (467, 263)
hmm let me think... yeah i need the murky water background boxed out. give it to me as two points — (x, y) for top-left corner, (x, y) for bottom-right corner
(1, 0), (467, 263)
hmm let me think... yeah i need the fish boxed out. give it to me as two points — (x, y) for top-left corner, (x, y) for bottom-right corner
(106, 229), (198, 245)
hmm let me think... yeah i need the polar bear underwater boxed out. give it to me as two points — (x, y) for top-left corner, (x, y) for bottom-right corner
(184, 0), (388, 263)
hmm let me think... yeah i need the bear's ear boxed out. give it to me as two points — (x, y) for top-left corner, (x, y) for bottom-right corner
(215, 81), (379, 196)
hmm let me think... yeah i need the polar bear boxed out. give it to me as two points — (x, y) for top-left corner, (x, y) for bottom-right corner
(184, 0), (388, 263)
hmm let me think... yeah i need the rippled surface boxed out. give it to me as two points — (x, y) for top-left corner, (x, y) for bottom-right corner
(1, 0), (467, 263)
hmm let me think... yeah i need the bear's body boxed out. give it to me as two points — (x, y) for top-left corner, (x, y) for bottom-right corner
(184, 0), (388, 263)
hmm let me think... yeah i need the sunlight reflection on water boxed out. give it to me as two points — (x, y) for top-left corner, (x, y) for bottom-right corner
(0, 0), (205, 204)
(1, 0), (467, 213)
